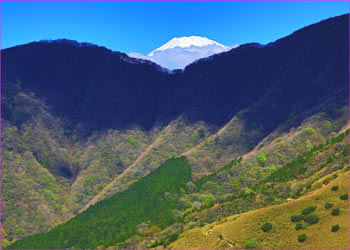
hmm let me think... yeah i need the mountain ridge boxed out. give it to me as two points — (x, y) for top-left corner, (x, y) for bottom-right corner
(3, 14), (347, 134)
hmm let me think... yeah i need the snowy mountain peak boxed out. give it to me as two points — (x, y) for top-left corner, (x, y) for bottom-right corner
(148, 36), (229, 56)
(129, 36), (237, 70)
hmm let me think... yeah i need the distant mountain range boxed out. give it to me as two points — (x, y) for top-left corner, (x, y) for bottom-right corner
(3, 15), (347, 133)
(128, 36), (237, 69)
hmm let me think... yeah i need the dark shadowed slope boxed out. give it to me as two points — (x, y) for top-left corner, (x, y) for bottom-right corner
(172, 14), (348, 129)
(1, 15), (348, 136)
(1, 40), (176, 131)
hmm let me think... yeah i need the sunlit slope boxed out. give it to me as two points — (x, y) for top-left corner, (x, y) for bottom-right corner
(169, 170), (349, 249)
(6, 157), (192, 249)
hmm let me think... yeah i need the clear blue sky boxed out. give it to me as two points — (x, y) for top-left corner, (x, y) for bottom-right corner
(1, 1), (349, 54)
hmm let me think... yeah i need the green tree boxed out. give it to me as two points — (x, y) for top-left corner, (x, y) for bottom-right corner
(331, 185), (339, 191)
(295, 223), (306, 231)
(340, 194), (348, 200)
(257, 152), (267, 165)
(331, 225), (340, 232)
(291, 214), (304, 222)
(261, 222), (272, 232)
(325, 202), (333, 210)
(304, 214), (320, 225)
(245, 238), (259, 249)
(298, 234), (307, 242)
(331, 208), (340, 216)
(301, 205), (317, 215)
(266, 165), (277, 174)
(306, 140), (313, 150)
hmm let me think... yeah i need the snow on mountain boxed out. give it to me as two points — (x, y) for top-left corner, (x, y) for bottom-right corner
(148, 36), (230, 56)
(128, 36), (237, 70)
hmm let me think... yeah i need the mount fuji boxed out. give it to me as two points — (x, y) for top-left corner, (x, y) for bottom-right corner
(129, 36), (237, 70)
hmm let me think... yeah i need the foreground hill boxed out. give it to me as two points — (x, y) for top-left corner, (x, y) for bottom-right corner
(6, 129), (349, 249)
(169, 169), (349, 249)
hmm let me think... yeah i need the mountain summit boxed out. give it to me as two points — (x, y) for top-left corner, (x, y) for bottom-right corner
(129, 36), (234, 69)
(147, 36), (230, 56)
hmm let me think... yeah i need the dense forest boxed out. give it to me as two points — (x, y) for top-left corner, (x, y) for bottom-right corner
(6, 157), (192, 249)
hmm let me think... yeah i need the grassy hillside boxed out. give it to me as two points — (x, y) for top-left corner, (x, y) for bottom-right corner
(169, 169), (349, 249)
(115, 129), (349, 249)
(6, 157), (192, 249)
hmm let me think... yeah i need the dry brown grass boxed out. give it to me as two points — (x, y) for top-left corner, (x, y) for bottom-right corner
(170, 170), (349, 249)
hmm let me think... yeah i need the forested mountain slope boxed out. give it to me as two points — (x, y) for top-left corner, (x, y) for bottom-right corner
(6, 129), (349, 249)
(1, 14), (349, 248)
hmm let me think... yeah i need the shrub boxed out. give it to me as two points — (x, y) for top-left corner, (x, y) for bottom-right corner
(325, 202), (333, 210)
(244, 188), (254, 196)
(125, 135), (138, 147)
(331, 185), (339, 191)
(298, 234), (307, 242)
(295, 223), (306, 231)
(340, 194), (348, 200)
(261, 222), (272, 232)
(141, 225), (161, 236)
(301, 205), (317, 215)
(306, 140), (313, 150)
(331, 208), (340, 216)
(304, 214), (320, 225)
(245, 238), (259, 249)
(197, 193), (216, 208)
(267, 165), (277, 174)
(257, 152), (267, 165)
(323, 179), (330, 185)
(168, 232), (179, 243)
(331, 225), (340, 232)
(291, 214), (304, 222)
